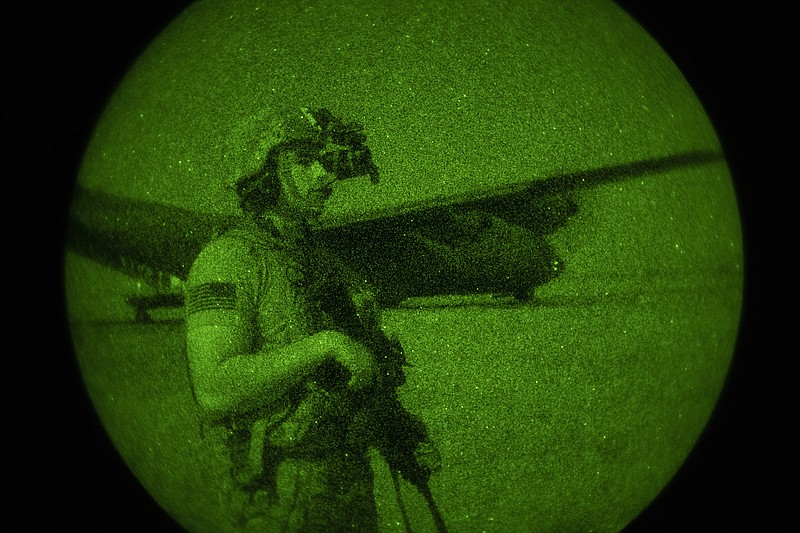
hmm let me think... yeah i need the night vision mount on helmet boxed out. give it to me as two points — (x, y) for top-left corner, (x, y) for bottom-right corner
(299, 107), (380, 184)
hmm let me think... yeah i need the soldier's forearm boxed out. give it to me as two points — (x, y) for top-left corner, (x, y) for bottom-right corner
(196, 330), (343, 420)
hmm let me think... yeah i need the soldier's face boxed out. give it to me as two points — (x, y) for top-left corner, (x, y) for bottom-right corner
(278, 150), (336, 219)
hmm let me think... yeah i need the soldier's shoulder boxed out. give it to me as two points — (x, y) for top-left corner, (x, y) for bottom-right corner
(199, 233), (258, 263)
(188, 233), (265, 283)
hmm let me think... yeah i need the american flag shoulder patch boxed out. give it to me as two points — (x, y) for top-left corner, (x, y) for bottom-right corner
(186, 282), (237, 315)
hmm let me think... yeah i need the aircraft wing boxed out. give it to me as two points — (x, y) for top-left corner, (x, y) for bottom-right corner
(66, 150), (723, 314)
(67, 186), (231, 283)
(320, 151), (722, 231)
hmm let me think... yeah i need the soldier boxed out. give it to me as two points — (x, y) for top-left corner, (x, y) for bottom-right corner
(185, 107), (440, 531)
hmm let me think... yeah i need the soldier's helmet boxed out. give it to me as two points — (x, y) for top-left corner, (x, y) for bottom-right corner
(227, 107), (379, 216)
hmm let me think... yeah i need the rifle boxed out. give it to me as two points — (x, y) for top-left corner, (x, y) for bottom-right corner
(318, 280), (448, 532)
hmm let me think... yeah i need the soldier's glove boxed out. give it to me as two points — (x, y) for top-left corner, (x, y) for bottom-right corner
(414, 441), (442, 476)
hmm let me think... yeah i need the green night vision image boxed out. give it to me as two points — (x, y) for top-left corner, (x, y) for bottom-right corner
(64, 0), (743, 531)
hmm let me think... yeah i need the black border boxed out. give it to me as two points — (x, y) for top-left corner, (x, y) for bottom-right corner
(10, 1), (791, 530)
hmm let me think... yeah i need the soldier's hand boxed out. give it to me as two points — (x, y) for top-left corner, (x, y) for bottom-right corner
(330, 332), (379, 391)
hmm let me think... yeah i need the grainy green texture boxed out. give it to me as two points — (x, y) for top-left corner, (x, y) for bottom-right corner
(66, 0), (742, 531)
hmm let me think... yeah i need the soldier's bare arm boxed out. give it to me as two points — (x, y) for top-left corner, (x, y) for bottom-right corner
(187, 324), (367, 420)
